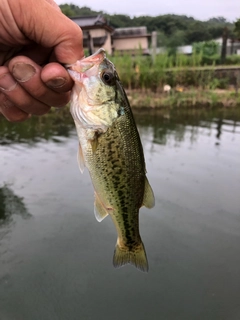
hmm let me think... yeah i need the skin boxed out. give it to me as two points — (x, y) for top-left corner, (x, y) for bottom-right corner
(0, 0), (84, 122)
(69, 51), (154, 271)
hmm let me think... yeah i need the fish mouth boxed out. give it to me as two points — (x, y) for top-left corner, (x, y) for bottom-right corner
(66, 48), (106, 77)
(82, 48), (106, 65)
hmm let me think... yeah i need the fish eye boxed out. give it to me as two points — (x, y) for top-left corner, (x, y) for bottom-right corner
(101, 70), (116, 86)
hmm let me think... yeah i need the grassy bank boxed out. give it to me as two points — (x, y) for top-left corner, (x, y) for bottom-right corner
(0, 89), (239, 123)
(109, 52), (240, 108)
(111, 52), (240, 91)
(1, 51), (240, 116)
(127, 88), (240, 109)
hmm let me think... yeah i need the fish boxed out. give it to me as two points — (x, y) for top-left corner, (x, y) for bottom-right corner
(67, 48), (155, 272)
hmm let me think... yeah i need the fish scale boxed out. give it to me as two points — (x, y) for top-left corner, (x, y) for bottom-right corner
(88, 114), (144, 241)
(68, 48), (155, 272)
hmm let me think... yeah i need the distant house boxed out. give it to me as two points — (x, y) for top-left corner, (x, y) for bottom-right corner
(213, 38), (240, 55)
(149, 45), (193, 56)
(177, 45), (193, 55)
(70, 15), (114, 54)
(112, 27), (151, 55)
(70, 15), (151, 55)
(176, 39), (240, 57)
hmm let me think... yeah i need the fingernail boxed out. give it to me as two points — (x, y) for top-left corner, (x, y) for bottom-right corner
(46, 77), (67, 88)
(12, 63), (36, 82)
(0, 73), (17, 91)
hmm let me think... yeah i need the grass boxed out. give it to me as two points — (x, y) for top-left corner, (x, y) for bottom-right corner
(110, 52), (240, 92)
(1, 52), (238, 123)
(109, 52), (240, 108)
(126, 88), (240, 109)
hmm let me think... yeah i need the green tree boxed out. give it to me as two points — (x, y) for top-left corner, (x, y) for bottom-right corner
(107, 14), (132, 28)
(234, 18), (240, 37)
(59, 4), (234, 45)
(193, 40), (220, 56)
(60, 4), (75, 17)
(59, 4), (101, 17)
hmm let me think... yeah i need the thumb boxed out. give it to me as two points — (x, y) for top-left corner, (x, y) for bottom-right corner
(9, 0), (84, 64)
(44, 0), (61, 11)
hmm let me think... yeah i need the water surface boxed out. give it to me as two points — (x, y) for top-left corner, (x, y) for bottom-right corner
(0, 108), (240, 320)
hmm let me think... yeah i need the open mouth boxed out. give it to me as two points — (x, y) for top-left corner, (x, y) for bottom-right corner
(66, 48), (106, 83)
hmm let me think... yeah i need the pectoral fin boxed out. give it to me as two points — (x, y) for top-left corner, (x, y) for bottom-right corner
(90, 137), (99, 153)
(77, 143), (85, 173)
(94, 192), (109, 222)
(142, 177), (155, 209)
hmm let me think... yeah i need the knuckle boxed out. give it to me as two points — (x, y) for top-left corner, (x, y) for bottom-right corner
(31, 106), (50, 116)
(0, 107), (29, 122)
(0, 94), (29, 122)
(7, 113), (29, 123)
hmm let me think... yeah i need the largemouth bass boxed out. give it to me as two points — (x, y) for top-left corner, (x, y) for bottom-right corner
(67, 48), (155, 272)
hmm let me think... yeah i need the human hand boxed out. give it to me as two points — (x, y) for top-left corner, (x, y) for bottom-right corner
(0, 0), (83, 122)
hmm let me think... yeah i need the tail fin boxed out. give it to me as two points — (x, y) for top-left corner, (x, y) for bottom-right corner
(113, 241), (149, 272)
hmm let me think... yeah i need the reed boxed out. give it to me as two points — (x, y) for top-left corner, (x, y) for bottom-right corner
(126, 89), (240, 109)
(110, 51), (235, 92)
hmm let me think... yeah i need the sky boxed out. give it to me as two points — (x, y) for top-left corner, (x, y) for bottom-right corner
(55, 0), (240, 22)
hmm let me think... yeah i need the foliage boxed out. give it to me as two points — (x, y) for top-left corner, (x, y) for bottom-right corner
(105, 14), (132, 28)
(224, 54), (240, 65)
(59, 4), (237, 92)
(166, 30), (187, 54)
(193, 41), (220, 56)
(59, 4), (234, 44)
(109, 50), (239, 92)
(234, 18), (240, 37)
(126, 88), (240, 108)
(59, 4), (102, 17)
(60, 4), (75, 17)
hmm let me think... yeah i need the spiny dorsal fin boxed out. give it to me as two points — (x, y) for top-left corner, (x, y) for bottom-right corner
(142, 177), (155, 209)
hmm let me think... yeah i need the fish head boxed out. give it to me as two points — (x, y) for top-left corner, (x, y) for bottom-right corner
(67, 48), (121, 133)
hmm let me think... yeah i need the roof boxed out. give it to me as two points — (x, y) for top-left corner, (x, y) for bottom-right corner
(82, 31), (108, 47)
(70, 15), (114, 32)
(70, 15), (106, 27)
(112, 27), (151, 39)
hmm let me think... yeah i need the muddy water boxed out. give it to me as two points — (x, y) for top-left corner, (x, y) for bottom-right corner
(0, 108), (240, 320)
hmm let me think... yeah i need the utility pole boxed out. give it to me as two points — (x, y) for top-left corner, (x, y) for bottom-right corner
(151, 31), (157, 62)
(221, 27), (228, 64)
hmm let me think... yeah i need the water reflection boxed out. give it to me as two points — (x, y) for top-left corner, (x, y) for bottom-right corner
(0, 108), (240, 320)
(0, 184), (30, 225)
(0, 109), (74, 145)
(1, 108), (240, 147)
(134, 108), (240, 147)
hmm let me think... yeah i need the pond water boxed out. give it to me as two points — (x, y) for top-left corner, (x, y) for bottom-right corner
(0, 108), (240, 320)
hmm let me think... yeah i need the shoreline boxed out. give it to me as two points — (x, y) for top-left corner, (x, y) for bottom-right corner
(0, 89), (240, 123)
(126, 89), (240, 109)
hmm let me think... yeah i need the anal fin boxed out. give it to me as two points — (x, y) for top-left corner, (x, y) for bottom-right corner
(142, 177), (155, 209)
